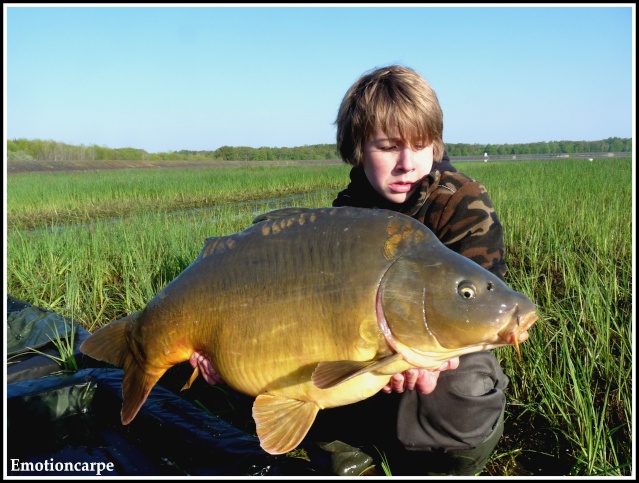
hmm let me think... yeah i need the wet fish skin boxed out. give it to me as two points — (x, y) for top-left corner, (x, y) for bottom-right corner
(80, 206), (538, 455)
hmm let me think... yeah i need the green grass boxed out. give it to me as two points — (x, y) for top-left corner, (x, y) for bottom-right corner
(462, 159), (632, 476)
(374, 446), (393, 476)
(21, 320), (78, 373)
(5, 158), (633, 476)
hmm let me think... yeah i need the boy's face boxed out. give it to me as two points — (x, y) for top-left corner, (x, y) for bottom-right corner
(362, 127), (434, 204)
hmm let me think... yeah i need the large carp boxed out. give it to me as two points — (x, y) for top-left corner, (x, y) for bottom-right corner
(81, 206), (538, 455)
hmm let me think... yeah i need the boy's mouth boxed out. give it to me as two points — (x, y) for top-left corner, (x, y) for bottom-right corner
(389, 181), (416, 193)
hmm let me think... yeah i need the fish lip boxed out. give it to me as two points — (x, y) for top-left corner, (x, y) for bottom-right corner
(498, 304), (538, 345)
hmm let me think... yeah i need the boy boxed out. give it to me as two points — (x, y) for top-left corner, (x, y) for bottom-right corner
(329, 64), (509, 476)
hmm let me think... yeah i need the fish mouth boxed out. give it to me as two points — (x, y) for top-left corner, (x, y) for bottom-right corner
(497, 305), (539, 359)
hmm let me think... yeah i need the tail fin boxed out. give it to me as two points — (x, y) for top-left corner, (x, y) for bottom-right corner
(80, 312), (138, 368)
(80, 312), (165, 425)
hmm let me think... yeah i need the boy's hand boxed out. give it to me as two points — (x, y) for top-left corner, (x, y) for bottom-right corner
(190, 351), (225, 385)
(382, 357), (460, 395)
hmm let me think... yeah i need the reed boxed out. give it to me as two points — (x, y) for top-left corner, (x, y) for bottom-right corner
(465, 159), (632, 476)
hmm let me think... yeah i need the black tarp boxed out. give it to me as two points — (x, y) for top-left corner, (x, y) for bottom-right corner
(7, 295), (92, 383)
(7, 367), (326, 476)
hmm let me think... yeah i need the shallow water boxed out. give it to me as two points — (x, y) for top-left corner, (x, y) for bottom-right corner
(28, 189), (336, 236)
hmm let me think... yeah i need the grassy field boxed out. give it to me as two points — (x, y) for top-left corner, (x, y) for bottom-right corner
(5, 158), (633, 476)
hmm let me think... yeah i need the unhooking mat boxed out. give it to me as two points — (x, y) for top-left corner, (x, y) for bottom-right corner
(6, 295), (92, 383)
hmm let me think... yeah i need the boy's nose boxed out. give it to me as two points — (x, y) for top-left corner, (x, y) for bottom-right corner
(397, 147), (415, 171)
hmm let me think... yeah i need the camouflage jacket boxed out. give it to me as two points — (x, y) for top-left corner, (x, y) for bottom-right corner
(332, 157), (507, 280)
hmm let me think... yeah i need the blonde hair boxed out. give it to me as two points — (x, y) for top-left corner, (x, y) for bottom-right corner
(335, 65), (444, 166)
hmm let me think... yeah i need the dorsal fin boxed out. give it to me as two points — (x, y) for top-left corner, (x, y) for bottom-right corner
(199, 233), (242, 258)
(252, 207), (313, 224)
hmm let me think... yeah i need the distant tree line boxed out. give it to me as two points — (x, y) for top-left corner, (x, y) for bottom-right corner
(446, 138), (631, 156)
(6, 137), (632, 163)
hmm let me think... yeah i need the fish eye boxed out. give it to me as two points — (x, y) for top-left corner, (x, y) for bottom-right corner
(487, 282), (494, 291)
(458, 281), (476, 300)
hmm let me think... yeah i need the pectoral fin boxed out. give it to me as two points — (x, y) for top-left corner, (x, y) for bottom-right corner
(311, 353), (403, 389)
(253, 394), (320, 455)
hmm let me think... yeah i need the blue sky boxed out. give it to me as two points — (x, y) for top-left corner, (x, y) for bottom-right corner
(4, 4), (635, 153)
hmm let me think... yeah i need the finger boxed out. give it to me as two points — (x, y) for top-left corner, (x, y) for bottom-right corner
(415, 369), (440, 395)
(403, 369), (419, 391)
(201, 359), (225, 385)
(189, 351), (202, 369)
(390, 373), (406, 393)
(190, 351), (225, 385)
(438, 357), (460, 372)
